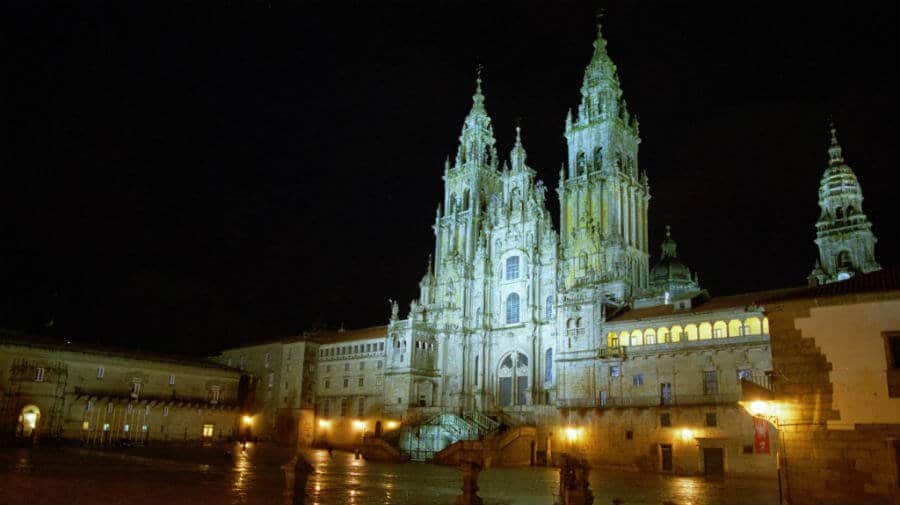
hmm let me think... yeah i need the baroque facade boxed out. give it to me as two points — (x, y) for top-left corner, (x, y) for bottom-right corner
(216, 24), (884, 479)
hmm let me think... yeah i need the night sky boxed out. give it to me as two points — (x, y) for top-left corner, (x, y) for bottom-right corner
(2, 2), (897, 355)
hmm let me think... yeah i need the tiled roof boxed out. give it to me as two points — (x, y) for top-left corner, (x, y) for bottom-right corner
(0, 330), (240, 372)
(309, 325), (389, 344)
(607, 288), (801, 323)
(762, 264), (900, 302)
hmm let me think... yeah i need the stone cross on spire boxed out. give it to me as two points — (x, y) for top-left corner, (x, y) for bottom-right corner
(827, 117), (844, 164)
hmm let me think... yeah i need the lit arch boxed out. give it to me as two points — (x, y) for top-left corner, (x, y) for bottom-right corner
(698, 322), (712, 340)
(743, 317), (762, 335)
(644, 328), (656, 345)
(630, 329), (643, 346)
(657, 327), (670, 344)
(618, 331), (629, 346)
(684, 324), (698, 341)
(670, 325), (683, 342)
(728, 319), (743, 337)
(713, 321), (727, 338)
(763, 317), (770, 334)
(607, 332), (619, 347)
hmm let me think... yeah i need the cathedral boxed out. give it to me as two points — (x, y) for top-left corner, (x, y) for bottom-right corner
(384, 23), (651, 417)
(214, 22), (883, 475)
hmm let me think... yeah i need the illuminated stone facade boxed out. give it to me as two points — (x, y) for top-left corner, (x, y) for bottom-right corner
(808, 124), (881, 285)
(0, 335), (245, 445)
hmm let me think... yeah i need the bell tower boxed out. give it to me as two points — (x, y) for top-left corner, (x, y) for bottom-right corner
(808, 122), (880, 285)
(557, 21), (650, 302)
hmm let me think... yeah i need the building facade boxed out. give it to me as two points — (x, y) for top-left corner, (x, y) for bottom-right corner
(0, 334), (246, 445)
(214, 24), (884, 481)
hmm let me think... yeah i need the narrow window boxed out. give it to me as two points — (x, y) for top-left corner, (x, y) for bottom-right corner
(545, 296), (553, 320)
(632, 373), (644, 386)
(545, 348), (553, 382)
(660, 413), (671, 427)
(202, 424), (214, 438)
(343, 378), (349, 388)
(474, 355), (479, 386)
(97, 366), (105, 379)
(357, 397), (366, 417)
(610, 366), (621, 378)
(325, 379), (330, 389)
(34, 367), (45, 382)
(168, 374), (176, 386)
(703, 371), (718, 395)
(660, 383), (673, 405)
(506, 256), (520, 280)
(506, 293), (520, 324)
(358, 377), (364, 387)
(705, 412), (718, 427)
(163, 406), (169, 417)
(264, 352), (271, 368)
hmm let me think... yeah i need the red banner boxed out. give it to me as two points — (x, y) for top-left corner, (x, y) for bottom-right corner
(754, 417), (771, 454)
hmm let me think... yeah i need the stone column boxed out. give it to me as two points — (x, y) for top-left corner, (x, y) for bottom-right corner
(455, 459), (483, 505)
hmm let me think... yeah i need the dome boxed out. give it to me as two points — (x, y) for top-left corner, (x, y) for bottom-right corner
(649, 226), (700, 297)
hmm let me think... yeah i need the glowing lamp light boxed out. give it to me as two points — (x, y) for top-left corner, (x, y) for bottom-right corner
(242, 415), (253, 426)
(748, 400), (771, 417)
(564, 426), (580, 442)
(352, 420), (367, 431)
(385, 421), (400, 430)
(680, 428), (694, 441)
(23, 412), (37, 429)
(318, 419), (332, 429)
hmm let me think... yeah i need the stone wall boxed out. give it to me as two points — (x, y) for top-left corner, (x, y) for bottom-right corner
(766, 290), (900, 505)
(0, 340), (244, 445)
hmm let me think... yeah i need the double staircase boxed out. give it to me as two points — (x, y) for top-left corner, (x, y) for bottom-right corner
(397, 410), (500, 462)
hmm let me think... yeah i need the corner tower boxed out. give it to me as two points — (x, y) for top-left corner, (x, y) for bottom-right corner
(808, 122), (880, 285)
(558, 22), (650, 303)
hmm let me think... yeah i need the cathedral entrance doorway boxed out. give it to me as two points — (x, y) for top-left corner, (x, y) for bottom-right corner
(17, 405), (40, 439)
(498, 352), (529, 407)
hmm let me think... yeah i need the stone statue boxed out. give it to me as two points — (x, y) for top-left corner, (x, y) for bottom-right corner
(389, 299), (399, 321)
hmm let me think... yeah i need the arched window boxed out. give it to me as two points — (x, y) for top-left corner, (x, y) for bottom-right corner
(607, 332), (619, 347)
(576, 152), (586, 176)
(699, 322), (713, 340)
(657, 327), (670, 344)
(728, 319), (743, 337)
(545, 349), (553, 382)
(545, 296), (553, 320)
(630, 329), (643, 346)
(835, 207), (844, 220)
(506, 256), (520, 280)
(463, 190), (470, 211)
(743, 317), (762, 335)
(593, 146), (603, 170)
(498, 352), (529, 406)
(506, 293), (520, 324)
(685, 324), (698, 341)
(670, 325), (683, 342)
(449, 193), (457, 213)
(644, 328), (656, 345)
(713, 321), (728, 338)
(616, 152), (623, 172)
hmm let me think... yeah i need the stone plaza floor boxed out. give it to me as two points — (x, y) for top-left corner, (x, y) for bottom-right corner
(0, 444), (780, 505)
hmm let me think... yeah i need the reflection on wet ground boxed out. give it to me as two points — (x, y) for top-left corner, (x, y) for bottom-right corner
(0, 444), (779, 505)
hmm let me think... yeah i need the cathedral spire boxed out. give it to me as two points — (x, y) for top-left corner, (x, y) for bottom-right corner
(510, 125), (527, 170)
(827, 119), (844, 165)
(454, 71), (497, 170)
(660, 225), (677, 259)
(809, 119), (880, 285)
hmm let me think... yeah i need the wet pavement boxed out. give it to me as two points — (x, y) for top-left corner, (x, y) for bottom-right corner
(0, 444), (779, 505)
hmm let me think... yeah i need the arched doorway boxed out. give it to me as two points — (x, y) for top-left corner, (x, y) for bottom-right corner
(498, 352), (529, 406)
(18, 405), (40, 439)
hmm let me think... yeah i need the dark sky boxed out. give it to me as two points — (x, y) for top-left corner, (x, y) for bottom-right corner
(2, 2), (897, 355)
